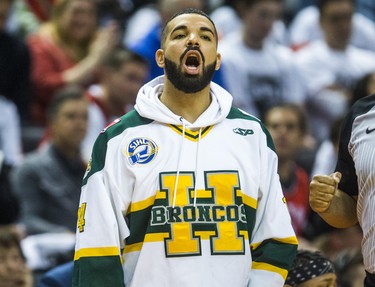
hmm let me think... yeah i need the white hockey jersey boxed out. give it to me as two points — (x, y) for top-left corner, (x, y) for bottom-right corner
(73, 76), (298, 287)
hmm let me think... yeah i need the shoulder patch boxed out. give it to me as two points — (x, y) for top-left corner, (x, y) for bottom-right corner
(125, 138), (158, 165)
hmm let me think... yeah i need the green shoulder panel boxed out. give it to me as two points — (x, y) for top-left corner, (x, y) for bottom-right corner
(82, 110), (153, 186)
(251, 238), (298, 271)
(227, 107), (275, 152)
(73, 256), (125, 287)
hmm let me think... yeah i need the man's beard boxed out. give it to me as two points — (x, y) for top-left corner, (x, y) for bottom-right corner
(164, 57), (217, 94)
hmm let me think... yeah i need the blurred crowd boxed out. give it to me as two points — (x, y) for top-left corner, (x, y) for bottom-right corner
(1, 0), (374, 286)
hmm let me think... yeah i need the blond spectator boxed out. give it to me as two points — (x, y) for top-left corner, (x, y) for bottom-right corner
(27, 0), (119, 125)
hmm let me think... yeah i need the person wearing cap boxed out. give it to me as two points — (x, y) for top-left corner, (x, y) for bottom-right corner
(284, 250), (337, 287)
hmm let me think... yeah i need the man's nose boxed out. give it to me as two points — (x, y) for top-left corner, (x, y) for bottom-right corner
(187, 33), (199, 46)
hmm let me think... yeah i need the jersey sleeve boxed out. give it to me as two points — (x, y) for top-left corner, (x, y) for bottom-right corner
(248, 126), (298, 286)
(72, 133), (129, 287)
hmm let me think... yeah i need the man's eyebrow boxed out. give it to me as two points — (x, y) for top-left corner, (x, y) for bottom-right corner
(170, 25), (188, 35)
(200, 26), (215, 37)
(170, 25), (215, 37)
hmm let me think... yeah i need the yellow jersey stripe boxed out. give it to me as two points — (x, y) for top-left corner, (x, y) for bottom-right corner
(125, 242), (143, 253)
(124, 231), (250, 254)
(238, 191), (257, 209)
(127, 195), (156, 213)
(74, 246), (120, 261)
(252, 261), (289, 280)
(168, 125), (213, 141)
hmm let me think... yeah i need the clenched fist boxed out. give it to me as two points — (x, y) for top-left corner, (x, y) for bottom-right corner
(309, 172), (342, 213)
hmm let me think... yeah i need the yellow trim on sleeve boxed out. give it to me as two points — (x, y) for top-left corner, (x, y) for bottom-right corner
(74, 246), (120, 261)
(251, 236), (298, 250)
(124, 233), (170, 254)
(252, 261), (289, 280)
(124, 242), (143, 253)
(276, 236), (299, 245)
(127, 195), (156, 214)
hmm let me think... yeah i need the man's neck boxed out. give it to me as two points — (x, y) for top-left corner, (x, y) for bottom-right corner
(159, 82), (212, 124)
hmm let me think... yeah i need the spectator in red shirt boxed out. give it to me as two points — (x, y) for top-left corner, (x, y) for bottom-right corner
(264, 103), (312, 237)
(27, 0), (119, 125)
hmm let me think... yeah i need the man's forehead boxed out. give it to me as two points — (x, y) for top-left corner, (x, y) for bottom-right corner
(167, 13), (215, 32)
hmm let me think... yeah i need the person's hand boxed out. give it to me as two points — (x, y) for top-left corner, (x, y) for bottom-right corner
(62, 21), (120, 85)
(309, 172), (342, 213)
(89, 21), (119, 63)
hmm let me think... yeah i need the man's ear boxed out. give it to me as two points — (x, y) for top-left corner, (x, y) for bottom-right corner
(155, 49), (165, 68)
(215, 53), (221, 71)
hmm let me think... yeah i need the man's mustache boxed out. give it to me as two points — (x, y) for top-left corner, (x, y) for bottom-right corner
(180, 46), (205, 63)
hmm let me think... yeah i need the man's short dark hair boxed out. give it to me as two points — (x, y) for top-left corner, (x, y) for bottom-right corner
(160, 8), (218, 48)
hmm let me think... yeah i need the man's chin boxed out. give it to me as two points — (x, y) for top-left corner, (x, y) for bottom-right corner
(184, 73), (200, 78)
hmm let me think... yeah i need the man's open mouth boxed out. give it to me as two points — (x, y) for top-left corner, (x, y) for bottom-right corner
(182, 51), (202, 75)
